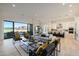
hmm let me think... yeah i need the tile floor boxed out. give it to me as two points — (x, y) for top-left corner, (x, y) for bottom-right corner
(59, 32), (79, 56)
(0, 39), (20, 56)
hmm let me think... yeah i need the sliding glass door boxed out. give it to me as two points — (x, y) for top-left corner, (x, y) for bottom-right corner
(14, 22), (27, 36)
(4, 21), (14, 39)
(4, 20), (33, 39)
(14, 23), (33, 36)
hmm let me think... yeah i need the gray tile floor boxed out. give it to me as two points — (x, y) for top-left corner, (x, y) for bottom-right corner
(0, 39), (28, 56)
(0, 39), (21, 56)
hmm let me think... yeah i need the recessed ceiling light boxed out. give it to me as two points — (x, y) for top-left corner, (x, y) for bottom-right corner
(69, 4), (72, 7)
(12, 4), (16, 7)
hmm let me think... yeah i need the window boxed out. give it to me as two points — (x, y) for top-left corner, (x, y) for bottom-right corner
(27, 24), (33, 35)
(4, 20), (33, 39)
(4, 21), (14, 39)
(14, 22), (27, 32)
(14, 22), (33, 35)
(35, 26), (42, 34)
(42, 25), (48, 34)
(14, 22), (27, 36)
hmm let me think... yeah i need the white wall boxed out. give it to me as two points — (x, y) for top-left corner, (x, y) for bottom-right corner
(47, 21), (75, 30)
(75, 17), (79, 41)
(46, 17), (75, 32)
(0, 18), (4, 40)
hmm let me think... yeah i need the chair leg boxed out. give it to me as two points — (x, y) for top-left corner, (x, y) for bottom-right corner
(55, 48), (58, 56)
(51, 50), (55, 56)
(56, 41), (61, 56)
(59, 40), (61, 52)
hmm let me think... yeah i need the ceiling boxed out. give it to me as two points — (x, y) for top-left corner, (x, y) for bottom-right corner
(0, 3), (79, 23)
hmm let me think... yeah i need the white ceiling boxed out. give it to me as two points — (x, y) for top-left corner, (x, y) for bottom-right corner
(0, 3), (79, 23)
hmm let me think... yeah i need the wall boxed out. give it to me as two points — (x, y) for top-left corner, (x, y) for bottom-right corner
(0, 18), (4, 40)
(49, 17), (75, 30)
(75, 17), (79, 41)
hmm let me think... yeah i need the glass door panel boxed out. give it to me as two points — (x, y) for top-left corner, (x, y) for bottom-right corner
(4, 21), (13, 39)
